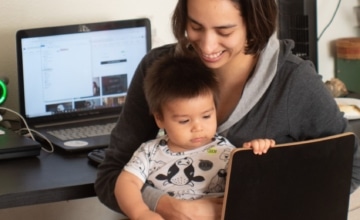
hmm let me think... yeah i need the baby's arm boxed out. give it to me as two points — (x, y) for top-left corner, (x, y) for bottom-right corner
(115, 170), (164, 220)
(242, 138), (275, 155)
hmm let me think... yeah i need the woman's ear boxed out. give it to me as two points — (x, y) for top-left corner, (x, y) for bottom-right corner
(154, 112), (164, 129)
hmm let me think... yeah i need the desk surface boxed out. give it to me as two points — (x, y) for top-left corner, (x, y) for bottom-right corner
(0, 150), (97, 209)
(1, 120), (360, 209)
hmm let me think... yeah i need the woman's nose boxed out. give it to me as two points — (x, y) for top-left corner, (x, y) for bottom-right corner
(199, 31), (218, 54)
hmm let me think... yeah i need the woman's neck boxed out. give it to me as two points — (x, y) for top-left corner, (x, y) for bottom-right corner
(215, 54), (258, 124)
(215, 53), (257, 83)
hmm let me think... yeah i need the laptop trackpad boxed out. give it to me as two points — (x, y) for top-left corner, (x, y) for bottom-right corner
(64, 140), (88, 147)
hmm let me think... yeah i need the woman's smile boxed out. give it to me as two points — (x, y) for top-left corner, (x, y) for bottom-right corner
(201, 51), (224, 62)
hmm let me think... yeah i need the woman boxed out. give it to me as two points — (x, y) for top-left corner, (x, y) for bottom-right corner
(95, 0), (360, 219)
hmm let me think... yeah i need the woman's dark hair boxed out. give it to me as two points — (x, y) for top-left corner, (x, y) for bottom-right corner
(172, 0), (278, 55)
(144, 54), (219, 116)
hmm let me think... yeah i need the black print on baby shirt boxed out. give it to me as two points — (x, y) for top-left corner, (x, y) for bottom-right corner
(156, 157), (205, 186)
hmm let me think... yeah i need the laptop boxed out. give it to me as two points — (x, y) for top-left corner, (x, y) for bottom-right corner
(16, 18), (151, 152)
(0, 127), (41, 160)
(222, 132), (355, 220)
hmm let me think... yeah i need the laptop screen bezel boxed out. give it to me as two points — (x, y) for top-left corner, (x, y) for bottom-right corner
(16, 18), (151, 126)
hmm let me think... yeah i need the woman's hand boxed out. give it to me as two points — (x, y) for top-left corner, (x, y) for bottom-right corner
(135, 210), (165, 220)
(156, 195), (223, 220)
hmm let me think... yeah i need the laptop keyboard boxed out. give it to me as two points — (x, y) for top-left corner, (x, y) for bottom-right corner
(47, 123), (116, 141)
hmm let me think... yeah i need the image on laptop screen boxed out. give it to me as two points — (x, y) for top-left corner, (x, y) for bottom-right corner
(16, 18), (151, 152)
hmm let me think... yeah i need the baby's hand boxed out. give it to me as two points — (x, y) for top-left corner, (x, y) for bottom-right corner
(242, 139), (275, 155)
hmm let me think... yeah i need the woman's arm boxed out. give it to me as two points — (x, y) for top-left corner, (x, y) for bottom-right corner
(94, 44), (177, 213)
(155, 195), (223, 220)
(94, 65), (158, 212)
(116, 171), (164, 220)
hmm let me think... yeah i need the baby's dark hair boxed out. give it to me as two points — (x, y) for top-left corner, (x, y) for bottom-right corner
(144, 54), (219, 116)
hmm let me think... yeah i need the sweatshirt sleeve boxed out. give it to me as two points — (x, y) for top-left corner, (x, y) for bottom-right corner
(94, 45), (173, 213)
(286, 60), (360, 193)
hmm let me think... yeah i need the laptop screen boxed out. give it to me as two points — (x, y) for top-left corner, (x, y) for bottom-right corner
(16, 18), (151, 126)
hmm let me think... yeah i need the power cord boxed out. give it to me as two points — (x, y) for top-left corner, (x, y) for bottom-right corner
(18, 128), (54, 153)
(0, 106), (54, 153)
(317, 0), (342, 41)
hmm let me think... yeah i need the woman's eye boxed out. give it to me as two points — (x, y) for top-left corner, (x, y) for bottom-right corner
(191, 25), (202, 31)
(218, 31), (232, 37)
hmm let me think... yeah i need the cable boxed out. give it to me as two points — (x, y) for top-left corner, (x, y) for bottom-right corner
(0, 106), (54, 153)
(0, 106), (35, 140)
(317, 0), (342, 41)
(18, 128), (54, 153)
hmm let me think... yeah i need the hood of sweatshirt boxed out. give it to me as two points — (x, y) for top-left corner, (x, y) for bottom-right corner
(218, 33), (295, 133)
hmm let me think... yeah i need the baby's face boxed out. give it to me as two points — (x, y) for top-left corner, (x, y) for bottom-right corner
(155, 93), (217, 152)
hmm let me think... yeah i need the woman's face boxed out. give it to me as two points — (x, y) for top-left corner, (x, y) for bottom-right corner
(186, 0), (247, 70)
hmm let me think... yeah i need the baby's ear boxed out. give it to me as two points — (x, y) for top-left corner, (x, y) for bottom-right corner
(153, 112), (164, 129)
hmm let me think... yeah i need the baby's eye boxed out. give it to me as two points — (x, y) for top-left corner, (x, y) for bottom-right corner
(179, 119), (189, 124)
(203, 114), (211, 119)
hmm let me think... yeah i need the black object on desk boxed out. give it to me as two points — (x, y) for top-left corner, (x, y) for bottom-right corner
(87, 148), (106, 166)
(0, 127), (41, 160)
(0, 150), (97, 209)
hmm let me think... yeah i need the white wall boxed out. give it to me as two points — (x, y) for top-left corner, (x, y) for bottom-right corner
(317, 0), (358, 81)
(0, 0), (358, 219)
